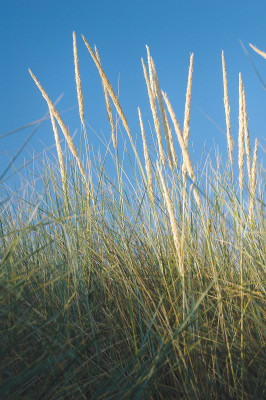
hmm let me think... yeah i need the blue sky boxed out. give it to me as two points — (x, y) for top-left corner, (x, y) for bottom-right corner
(1, 0), (265, 186)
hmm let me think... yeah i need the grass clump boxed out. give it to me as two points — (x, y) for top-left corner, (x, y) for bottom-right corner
(0, 33), (265, 399)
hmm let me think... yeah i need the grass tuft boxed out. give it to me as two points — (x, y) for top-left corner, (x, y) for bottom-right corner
(1, 37), (265, 400)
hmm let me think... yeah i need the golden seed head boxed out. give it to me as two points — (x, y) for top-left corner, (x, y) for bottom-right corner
(73, 31), (85, 131)
(151, 57), (174, 169)
(242, 83), (251, 183)
(142, 57), (165, 165)
(183, 53), (193, 148)
(82, 35), (134, 150)
(162, 91), (195, 181)
(249, 139), (258, 221)
(29, 68), (87, 183)
(238, 73), (244, 193)
(49, 106), (67, 194)
(222, 51), (233, 165)
(249, 43), (266, 59)
(95, 46), (116, 149)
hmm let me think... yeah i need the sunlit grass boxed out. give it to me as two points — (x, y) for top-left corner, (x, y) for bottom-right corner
(0, 34), (265, 399)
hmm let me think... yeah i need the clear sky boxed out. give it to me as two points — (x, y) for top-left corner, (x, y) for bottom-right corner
(1, 0), (265, 186)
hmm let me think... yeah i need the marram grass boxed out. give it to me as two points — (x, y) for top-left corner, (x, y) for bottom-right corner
(0, 33), (265, 400)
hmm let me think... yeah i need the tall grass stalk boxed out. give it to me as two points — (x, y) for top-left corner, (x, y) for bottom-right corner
(249, 43), (266, 59)
(73, 31), (85, 132)
(149, 52), (175, 170)
(238, 73), (245, 195)
(162, 90), (202, 209)
(94, 45), (116, 150)
(48, 107), (68, 198)
(138, 107), (155, 207)
(222, 51), (234, 166)
(141, 57), (165, 165)
(28, 69), (87, 184)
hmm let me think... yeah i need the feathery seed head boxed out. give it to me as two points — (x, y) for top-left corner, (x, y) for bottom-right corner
(238, 73), (244, 194)
(164, 109), (177, 166)
(162, 91), (195, 181)
(162, 91), (201, 208)
(151, 57), (174, 169)
(183, 53), (193, 148)
(142, 57), (165, 165)
(82, 35), (134, 149)
(94, 46), (116, 149)
(249, 139), (258, 221)
(182, 52), (194, 184)
(222, 51), (233, 165)
(242, 83), (251, 183)
(251, 138), (258, 194)
(73, 31), (85, 131)
(29, 68), (87, 183)
(49, 107), (67, 195)
(146, 45), (155, 95)
(249, 43), (266, 59)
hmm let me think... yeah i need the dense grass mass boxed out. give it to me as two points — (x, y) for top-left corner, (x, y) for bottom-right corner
(1, 35), (265, 399)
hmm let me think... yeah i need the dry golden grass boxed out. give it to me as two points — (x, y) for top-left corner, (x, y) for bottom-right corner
(146, 45), (156, 96)
(4, 36), (263, 400)
(150, 55), (175, 170)
(48, 107), (67, 194)
(249, 138), (258, 221)
(162, 91), (201, 209)
(157, 161), (182, 274)
(141, 57), (165, 165)
(238, 73), (244, 194)
(242, 83), (251, 183)
(164, 109), (178, 166)
(182, 53), (194, 185)
(138, 107), (155, 204)
(183, 53), (193, 148)
(73, 31), (85, 132)
(222, 51), (233, 165)
(162, 92), (194, 179)
(94, 46), (116, 149)
(249, 43), (266, 59)
(82, 35), (135, 150)
(29, 69), (87, 183)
